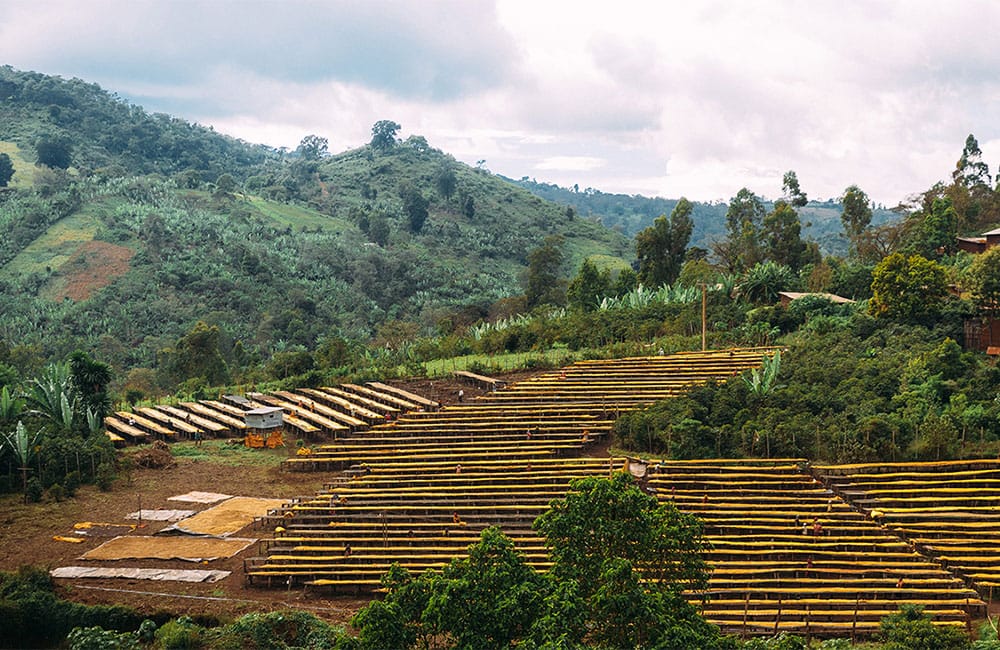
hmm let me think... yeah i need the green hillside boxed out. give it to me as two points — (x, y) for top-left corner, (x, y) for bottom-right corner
(0, 68), (630, 386)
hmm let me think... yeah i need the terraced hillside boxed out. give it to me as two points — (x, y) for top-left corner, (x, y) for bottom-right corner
(817, 461), (1000, 600)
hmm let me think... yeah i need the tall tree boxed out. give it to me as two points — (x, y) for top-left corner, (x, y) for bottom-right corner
(0, 152), (13, 187)
(370, 120), (401, 152)
(911, 196), (958, 258)
(434, 164), (457, 200)
(953, 133), (991, 189)
(296, 134), (329, 160)
(635, 198), (694, 286)
(841, 185), (873, 256)
(782, 170), (808, 207)
(762, 200), (811, 270)
(720, 188), (765, 272)
(399, 184), (429, 233)
(524, 235), (566, 308)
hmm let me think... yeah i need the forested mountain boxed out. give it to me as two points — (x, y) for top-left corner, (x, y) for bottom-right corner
(509, 177), (901, 257)
(0, 67), (630, 387)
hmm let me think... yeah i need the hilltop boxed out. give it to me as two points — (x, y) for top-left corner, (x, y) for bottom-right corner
(0, 67), (630, 386)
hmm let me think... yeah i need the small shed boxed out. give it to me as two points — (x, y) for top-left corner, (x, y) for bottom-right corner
(245, 407), (283, 430)
(777, 292), (855, 308)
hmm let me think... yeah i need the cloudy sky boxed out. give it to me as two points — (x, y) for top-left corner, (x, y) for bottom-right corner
(3, 0), (999, 206)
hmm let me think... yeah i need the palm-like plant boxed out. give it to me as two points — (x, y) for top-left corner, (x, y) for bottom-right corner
(742, 350), (784, 400)
(4, 421), (41, 500)
(735, 262), (796, 304)
(24, 362), (78, 433)
(0, 385), (24, 424)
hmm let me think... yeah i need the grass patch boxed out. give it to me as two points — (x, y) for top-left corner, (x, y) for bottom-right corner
(248, 196), (355, 233)
(167, 440), (292, 467)
(0, 140), (35, 188)
(422, 348), (581, 377)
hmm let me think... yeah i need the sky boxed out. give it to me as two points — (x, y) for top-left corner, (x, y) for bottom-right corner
(3, 0), (999, 207)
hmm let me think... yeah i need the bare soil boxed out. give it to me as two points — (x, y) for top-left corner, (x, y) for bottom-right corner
(47, 240), (134, 301)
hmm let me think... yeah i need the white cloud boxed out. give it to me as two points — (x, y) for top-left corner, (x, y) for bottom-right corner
(3, 0), (1000, 207)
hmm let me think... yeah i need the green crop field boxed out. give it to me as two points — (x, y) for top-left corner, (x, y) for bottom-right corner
(0, 209), (99, 278)
(249, 196), (356, 233)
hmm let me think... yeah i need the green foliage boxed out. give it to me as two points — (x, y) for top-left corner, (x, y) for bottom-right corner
(720, 188), (766, 272)
(567, 258), (611, 312)
(155, 616), (204, 649)
(614, 317), (1000, 463)
(35, 134), (73, 169)
(96, 460), (115, 491)
(369, 119), (401, 151)
(424, 527), (546, 649)
(870, 253), (948, 322)
(0, 152), (13, 187)
(736, 261), (797, 304)
(0, 566), (143, 648)
(67, 625), (140, 650)
(353, 478), (720, 649)
(840, 184), (873, 242)
(966, 245), (1000, 312)
(879, 604), (969, 650)
(635, 197), (693, 286)
(212, 610), (347, 650)
(525, 235), (567, 309)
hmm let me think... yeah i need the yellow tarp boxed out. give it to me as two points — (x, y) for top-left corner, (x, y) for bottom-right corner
(168, 496), (285, 537)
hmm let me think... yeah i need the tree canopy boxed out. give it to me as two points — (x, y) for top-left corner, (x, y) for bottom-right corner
(635, 197), (694, 286)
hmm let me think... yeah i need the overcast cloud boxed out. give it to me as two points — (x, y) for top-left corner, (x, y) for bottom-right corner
(3, 0), (999, 206)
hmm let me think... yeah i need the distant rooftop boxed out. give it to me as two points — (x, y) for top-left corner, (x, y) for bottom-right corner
(778, 291), (855, 305)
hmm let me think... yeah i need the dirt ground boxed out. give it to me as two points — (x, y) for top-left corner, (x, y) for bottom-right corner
(0, 373), (544, 628)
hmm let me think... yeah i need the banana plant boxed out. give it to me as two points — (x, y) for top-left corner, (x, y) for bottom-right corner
(743, 350), (784, 401)
(4, 421), (41, 501)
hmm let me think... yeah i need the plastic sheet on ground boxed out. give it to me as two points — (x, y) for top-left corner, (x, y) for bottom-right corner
(168, 491), (233, 504)
(51, 566), (230, 582)
(80, 535), (256, 561)
(159, 496), (285, 537)
(126, 509), (196, 522)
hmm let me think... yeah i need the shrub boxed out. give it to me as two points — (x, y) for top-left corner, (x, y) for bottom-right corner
(155, 616), (203, 649)
(67, 625), (140, 650)
(48, 483), (65, 502)
(26, 477), (43, 503)
(95, 462), (115, 491)
(64, 470), (81, 496)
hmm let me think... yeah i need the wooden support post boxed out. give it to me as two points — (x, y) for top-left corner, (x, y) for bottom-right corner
(805, 604), (811, 644)
(773, 598), (782, 636)
(742, 593), (749, 639)
(852, 594), (859, 642)
(700, 282), (707, 351)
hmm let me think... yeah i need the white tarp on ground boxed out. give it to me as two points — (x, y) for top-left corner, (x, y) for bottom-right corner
(51, 566), (230, 583)
(126, 509), (196, 522)
(168, 491), (233, 504)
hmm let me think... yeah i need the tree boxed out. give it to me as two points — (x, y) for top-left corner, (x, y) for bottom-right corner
(635, 198), (694, 286)
(159, 321), (229, 386)
(3, 421), (41, 502)
(840, 185), (873, 252)
(435, 164), (457, 200)
(911, 196), (958, 258)
(720, 188), (766, 272)
(782, 170), (808, 207)
(567, 258), (611, 312)
(879, 604), (968, 650)
(532, 473), (717, 648)
(869, 253), (948, 322)
(524, 235), (566, 308)
(762, 200), (811, 270)
(370, 120), (401, 152)
(424, 527), (546, 649)
(0, 152), (13, 187)
(953, 133), (991, 189)
(966, 245), (1000, 313)
(69, 350), (112, 422)
(399, 185), (429, 233)
(35, 135), (73, 169)
(295, 134), (328, 160)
